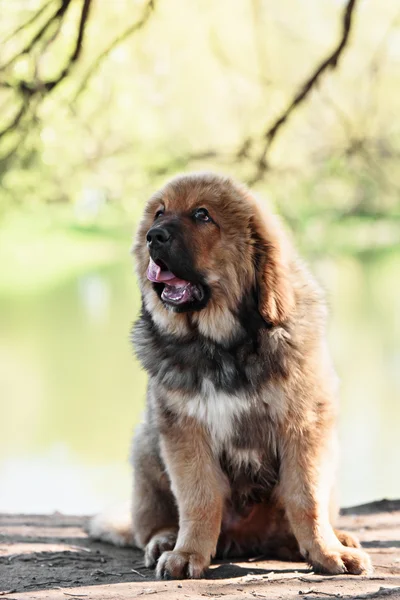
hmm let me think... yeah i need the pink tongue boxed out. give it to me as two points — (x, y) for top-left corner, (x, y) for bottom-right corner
(147, 258), (188, 287)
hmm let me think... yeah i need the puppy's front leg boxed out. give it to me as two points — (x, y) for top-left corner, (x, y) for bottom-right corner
(157, 417), (227, 579)
(280, 421), (372, 575)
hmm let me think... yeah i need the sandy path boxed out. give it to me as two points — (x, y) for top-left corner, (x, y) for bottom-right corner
(1, 500), (400, 599)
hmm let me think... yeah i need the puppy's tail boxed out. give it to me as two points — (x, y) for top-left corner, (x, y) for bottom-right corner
(85, 501), (134, 547)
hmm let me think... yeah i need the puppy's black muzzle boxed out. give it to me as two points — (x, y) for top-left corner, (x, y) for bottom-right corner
(145, 220), (211, 312)
(146, 226), (171, 250)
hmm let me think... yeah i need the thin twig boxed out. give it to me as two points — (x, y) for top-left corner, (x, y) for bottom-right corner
(298, 587), (400, 600)
(45, 0), (93, 92)
(299, 590), (342, 598)
(0, 0), (72, 71)
(2, 0), (55, 45)
(73, 0), (155, 101)
(39, 12), (65, 55)
(0, 101), (27, 139)
(24, 580), (72, 589)
(67, 544), (92, 553)
(131, 568), (147, 578)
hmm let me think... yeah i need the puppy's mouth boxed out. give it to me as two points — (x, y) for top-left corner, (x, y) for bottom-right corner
(147, 258), (204, 306)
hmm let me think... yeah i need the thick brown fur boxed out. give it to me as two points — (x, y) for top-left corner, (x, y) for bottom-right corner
(88, 172), (371, 579)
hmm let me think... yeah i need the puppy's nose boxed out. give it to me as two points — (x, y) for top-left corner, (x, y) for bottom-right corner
(146, 227), (171, 248)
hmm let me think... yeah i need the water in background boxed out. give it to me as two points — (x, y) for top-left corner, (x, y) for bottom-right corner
(1, 253), (399, 514)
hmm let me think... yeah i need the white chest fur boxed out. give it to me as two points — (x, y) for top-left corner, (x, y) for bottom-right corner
(165, 378), (252, 447)
(163, 376), (287, 458)
(188, 380), (251, 445)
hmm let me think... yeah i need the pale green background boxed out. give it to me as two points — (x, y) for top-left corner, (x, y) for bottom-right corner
(0, 0), (399, 514)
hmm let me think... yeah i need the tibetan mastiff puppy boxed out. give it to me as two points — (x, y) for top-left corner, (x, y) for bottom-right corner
(89, 172), (372, 579)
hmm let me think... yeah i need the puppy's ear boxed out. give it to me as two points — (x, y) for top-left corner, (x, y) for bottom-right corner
(249, 196), (294, 326)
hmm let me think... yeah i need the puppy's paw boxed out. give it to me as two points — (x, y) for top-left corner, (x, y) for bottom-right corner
(156, 550), (208, 579)
(310, 546), (373, 576)
(335, 528), (361, 549)
(144, 530), (177, 568)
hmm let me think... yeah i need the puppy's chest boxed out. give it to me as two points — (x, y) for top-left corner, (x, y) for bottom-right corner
(163, 379), (282, 510)
(164, 378), (283, 452)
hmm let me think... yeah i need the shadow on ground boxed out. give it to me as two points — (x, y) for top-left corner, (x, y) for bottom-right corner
(1, 502), (400, 599)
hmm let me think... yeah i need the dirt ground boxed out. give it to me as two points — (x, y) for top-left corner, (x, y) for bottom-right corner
(1, 500), (400, 600)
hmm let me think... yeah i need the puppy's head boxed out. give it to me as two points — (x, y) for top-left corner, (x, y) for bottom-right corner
(133, 173), (294, 336)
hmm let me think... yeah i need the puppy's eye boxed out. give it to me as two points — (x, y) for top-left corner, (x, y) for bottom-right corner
(193, 208), (212, 223)
(155, 208), (164, 219)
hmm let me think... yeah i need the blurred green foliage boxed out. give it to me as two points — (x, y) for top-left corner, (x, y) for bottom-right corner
(0, 0), (399, 296)
(1, 1), (400, 512)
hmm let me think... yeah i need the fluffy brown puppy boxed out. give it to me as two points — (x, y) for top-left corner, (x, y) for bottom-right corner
(89, 172), (372, 579)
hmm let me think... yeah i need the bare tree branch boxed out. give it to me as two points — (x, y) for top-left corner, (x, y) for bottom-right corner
(242, 0), (358, 185)
(0, 0), (94, 160)
(0, 0), (72, 72)
(2, 0), (55, 45)
(38, 7), (67, 57)
(152, 0), (360, 182)
(45, 0), (93, 91)
(0, 0), (155, 157)
(0, 0), (357, 179)
(73, 0), (155, 102)
(0, 102), (28, 140)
